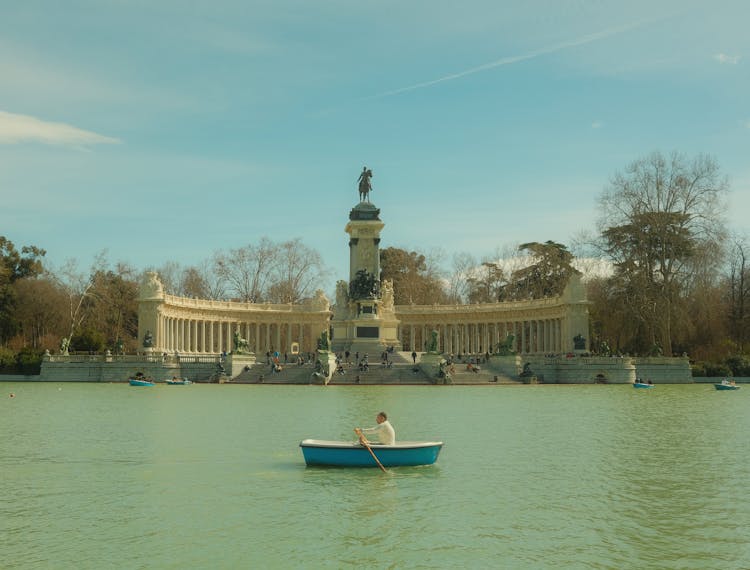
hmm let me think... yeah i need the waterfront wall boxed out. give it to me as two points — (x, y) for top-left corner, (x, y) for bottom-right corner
(36, 353), (223, 383)
(518, 355), (691, 384)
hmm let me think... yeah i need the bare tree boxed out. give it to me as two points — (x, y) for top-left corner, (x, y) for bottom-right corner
(596, 151), (728, 355)
(48, 257), (97, 344)
(445, 252), (475, 304)
(726, 234), (750, 352)
(214, 238), (278, 302)
(151, 261), (182, 295)
(266, 238), (329, 304)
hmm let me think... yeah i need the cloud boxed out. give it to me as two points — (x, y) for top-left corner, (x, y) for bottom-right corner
(714, 53), (740, 64)
(367, 21), (646, 99)
(0, 111), (120, 147)
(591, 121), (604, 129)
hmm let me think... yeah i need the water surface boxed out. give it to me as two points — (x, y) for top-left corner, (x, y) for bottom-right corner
(2, 383), (748, 569)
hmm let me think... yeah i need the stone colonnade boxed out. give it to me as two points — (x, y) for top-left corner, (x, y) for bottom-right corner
(138, 290), (331, 356)
(157, 317), (320, 355)
(395, 318), (565, 355)
(394, 276), (590, 356)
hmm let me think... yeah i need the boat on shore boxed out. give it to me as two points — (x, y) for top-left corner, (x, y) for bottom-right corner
(714, 380), (740, 391)
(633, 382), (654, 389)
(129, 377), (155, 386)
(300, 439), (443, 467)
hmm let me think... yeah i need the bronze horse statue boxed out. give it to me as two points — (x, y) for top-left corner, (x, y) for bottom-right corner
(357, 167), (373, 202)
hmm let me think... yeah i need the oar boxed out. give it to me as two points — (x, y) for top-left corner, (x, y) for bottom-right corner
(354, 428), (387, 473)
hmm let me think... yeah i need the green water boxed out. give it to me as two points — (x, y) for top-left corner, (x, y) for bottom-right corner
(2, 383), (749, 569)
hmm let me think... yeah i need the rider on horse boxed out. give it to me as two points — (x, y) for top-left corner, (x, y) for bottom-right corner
(357, 167), (373, 202)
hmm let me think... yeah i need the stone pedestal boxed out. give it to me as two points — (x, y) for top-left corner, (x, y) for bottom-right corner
(419, 353), (445, 384)
(226, 353), (257, 378)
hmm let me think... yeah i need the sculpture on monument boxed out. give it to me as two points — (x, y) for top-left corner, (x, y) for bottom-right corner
(143, 331), (153, 348)
(233, 331), (251, 353)
(426, 329), (439, 353)
(573, 334), (586, 351)
(317, 330), (330, 351)
(381, 279), (395, 311)
(140, 271), (164, 298)
(349, 269), (379, 300)
(357, 166), (373, 202)
(495, 334), (515, 356)
(60, 337), (70, 356)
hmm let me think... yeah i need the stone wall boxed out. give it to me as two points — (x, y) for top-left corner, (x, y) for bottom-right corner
(516, 355), (692, 384)
(37, 354), (223, 382)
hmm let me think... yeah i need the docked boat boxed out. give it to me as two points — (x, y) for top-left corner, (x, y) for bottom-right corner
(714, 380), (740, 391)
(633, 382), (654, 389)
(300, 439), (443, 467)
(129, 378), (155, 386)
(166, 378), (192, 385)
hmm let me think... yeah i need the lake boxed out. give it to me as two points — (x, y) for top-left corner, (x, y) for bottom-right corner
(2, 383), (749, 569)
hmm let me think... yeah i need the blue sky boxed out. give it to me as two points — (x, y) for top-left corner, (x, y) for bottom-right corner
(2, 0), (749, 291)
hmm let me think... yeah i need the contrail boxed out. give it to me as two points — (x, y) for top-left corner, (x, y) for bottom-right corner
(366, 22), (643, 99)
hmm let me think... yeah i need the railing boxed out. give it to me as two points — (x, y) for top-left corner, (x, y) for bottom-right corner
(44, 353), (223, 365)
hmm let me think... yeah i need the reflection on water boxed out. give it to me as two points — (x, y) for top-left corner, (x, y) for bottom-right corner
(1, 383), (749, 569)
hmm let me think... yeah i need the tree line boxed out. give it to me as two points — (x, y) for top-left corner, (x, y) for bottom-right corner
(1, 151), (748, 376)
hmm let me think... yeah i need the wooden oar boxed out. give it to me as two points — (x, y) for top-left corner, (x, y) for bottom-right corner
(354, 428), (387, 473)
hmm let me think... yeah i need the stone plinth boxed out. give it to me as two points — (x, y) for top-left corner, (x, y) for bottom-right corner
(418, 353), (445, 384)
(226, 353), (257, 378)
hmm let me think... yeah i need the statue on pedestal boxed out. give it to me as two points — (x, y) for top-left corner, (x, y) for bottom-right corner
(495, 334), (515, 355)
(357, 166), (373, 202)
(233, 331), (251, 354)
(317, 330), (330, 352)
(426, 329), (439, 353)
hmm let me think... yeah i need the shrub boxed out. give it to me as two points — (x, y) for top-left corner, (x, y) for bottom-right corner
(0, 346), (16, 371)
(725, 355), (750, 377)
(70, 328), (106, 353)
(703, 362), (732, 377)
(691, 363), (706, 377)
(16, 346), (43, 375)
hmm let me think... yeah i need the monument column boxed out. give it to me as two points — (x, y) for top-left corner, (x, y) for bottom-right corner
(331, 180), (401, 354)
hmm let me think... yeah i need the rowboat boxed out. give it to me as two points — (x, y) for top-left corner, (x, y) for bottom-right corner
(714, 381), (740, 391)
(633, 382), (654, 389)
(300, 439), (443, 467)
(166, 379), (192, 385)
(129, 378), (155, 386)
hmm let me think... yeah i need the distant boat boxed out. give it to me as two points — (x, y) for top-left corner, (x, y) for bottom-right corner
(714, 380), (740, 391)
(129, 378), (155, 386)
(166, 378), (192, 385)
(633, 382), (654, 389)
(300, 439), (443, 468)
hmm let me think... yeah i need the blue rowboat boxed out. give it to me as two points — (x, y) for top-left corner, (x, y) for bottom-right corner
(714, 382), (740, 391)
(633, 382), (654, 389)
(300, 439), (443, 468)
(129, 378), (155, 386)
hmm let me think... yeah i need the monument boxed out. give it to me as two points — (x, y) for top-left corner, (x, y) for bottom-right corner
(331, 167), (401, 354)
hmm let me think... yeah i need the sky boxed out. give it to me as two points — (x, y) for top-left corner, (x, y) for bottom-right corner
(2, 0), (749, 293)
